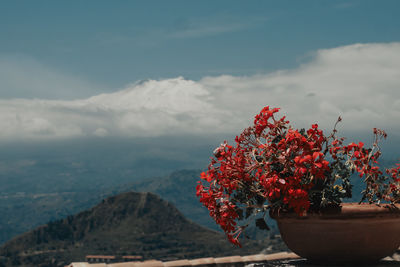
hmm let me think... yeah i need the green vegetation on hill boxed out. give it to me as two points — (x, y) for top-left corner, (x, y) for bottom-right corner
(0, 169), (212, 244)
(0, 138), (212, 245)
(0, 192), (267, 267)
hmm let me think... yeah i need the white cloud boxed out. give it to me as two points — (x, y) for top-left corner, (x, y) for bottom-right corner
(201, 43), (400, 134)
(0, 43), (399, 141)
(0, 78), (230, 141)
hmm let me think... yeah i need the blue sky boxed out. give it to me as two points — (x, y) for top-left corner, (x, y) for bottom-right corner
(0, 1), (400, 149)
(1, 1), (399, 97)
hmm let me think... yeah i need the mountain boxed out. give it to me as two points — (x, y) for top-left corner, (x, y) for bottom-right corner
(0, 192), (267, 267)
(0, 138), (214, 244)
(0, 169), (212, 245)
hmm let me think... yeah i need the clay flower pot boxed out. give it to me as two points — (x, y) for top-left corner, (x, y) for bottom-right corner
(271, 203), (400, 263)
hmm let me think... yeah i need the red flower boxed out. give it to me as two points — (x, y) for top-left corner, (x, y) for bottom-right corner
(196, 106), (400, 246)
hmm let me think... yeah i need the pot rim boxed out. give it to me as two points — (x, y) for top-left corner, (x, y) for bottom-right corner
(270, 202), (400, 220)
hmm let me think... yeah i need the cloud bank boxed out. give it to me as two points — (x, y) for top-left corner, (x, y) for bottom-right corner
(0, 43), (399, 141)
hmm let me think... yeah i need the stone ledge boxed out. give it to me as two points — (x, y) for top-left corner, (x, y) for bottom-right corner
(67, 251), (400, 267)
(67, 252), (300, 267)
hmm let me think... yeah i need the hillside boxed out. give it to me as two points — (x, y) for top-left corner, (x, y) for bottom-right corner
(0, 169), (213, 244)
(0, 137), (212, 244)
(0, 192), (268, 267)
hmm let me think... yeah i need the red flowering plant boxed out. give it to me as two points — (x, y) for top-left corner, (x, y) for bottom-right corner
(196, 106), (400, 246)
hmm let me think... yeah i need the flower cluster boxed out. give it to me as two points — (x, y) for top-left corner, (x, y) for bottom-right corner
(196, 106), (400, 246)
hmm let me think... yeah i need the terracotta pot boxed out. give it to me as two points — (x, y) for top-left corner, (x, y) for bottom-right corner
(271, 203), (400, 264)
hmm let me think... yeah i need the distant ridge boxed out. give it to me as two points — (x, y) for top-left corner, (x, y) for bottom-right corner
(0, 191), (264, 267)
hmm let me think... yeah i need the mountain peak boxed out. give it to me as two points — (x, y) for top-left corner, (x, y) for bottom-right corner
(0, 191), (263, 266)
